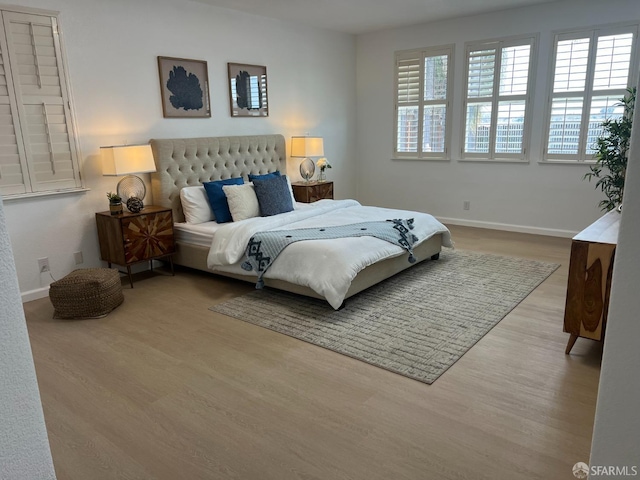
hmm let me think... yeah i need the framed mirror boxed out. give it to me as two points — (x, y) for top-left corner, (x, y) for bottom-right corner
(228, 63), (269, 117)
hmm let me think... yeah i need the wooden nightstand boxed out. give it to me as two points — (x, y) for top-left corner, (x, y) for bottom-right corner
(292, 181), (334, 203)
(95, 206), (175, 287)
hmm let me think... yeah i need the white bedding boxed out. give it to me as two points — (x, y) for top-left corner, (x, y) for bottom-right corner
(206, 199), (452, 309)
(174, 221), (224, 247)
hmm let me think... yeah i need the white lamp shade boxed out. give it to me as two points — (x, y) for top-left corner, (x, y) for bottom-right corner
(290, 136), (324, 157)
(101, 144), (156, 176)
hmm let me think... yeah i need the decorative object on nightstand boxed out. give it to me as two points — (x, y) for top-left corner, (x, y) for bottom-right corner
(101, 144), (157, 211)
(316, 157), (331, 182)
(126, 196), (144, 213)
(106, 191), (123, 216)
(95, 206), (175, 288)
(292, 181), (333, 203)
(291, 136), (324, 182)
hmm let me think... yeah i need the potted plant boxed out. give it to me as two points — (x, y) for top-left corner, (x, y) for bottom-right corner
(106, 191), (123, 215)
(316, 157), (332, 182)
(584, 87), (635, 212)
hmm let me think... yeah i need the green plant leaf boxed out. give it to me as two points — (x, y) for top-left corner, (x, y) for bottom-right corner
(584, 87), (635, 212)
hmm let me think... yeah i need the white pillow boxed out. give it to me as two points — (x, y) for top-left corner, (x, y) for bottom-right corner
(222, 183), (260, 222)
(284, 175), (297, 208)
(180, 186), (215, 223)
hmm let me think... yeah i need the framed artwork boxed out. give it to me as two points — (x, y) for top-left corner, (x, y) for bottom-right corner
(157, 56), (211, 118)
(227, 63), (269, 117)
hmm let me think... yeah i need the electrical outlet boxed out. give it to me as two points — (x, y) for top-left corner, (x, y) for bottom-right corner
(74, 251), (83, 265)
(38, 257), (50, 273)
(463, 201), (470, 211)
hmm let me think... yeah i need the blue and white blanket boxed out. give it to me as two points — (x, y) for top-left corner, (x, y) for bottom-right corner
(206, 199), (453, 309)
(242, 219), (419, 288)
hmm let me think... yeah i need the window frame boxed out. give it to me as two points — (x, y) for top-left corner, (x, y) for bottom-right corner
(393, 44), (454, 161)
(461, 34), (537, 162)
(542, 23), (639, 163)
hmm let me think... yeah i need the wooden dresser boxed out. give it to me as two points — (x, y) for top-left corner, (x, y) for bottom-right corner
(563, 210), (620, 354)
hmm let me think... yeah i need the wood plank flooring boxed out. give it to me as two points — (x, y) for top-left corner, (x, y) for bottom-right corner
(23, 225), (603, 480)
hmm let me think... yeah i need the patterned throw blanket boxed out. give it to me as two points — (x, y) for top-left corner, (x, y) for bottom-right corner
(241, 219), (419, 288)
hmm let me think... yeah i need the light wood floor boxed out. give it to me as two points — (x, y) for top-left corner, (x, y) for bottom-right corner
(24, 225), (603, 480)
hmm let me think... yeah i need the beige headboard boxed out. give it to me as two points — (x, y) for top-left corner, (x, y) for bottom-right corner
(149, 134), (286, 222)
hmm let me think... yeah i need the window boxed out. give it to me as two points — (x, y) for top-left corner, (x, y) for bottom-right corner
(0, 8), (82, 197)
(544, 25), (638, 161)
(462, 36), (535, 161)
(395, 45), (453, 159)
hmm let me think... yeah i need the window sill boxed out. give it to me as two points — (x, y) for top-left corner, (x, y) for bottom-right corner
(392, 157), (450, 162)
(538, 160), (596, 166)
(2, 187), (90, 202)
(458, 158), (529, 164)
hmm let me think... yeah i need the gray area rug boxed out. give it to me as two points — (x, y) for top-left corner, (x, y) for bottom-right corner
(210, 250), (559, 384)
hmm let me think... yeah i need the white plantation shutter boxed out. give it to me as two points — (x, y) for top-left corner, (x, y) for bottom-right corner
(396, 56), (420, 103)
(395, 46), (452, 159)
(545, 25), (638, 161)
(467, 49), (495, 98)
(395, 54), (420, 154)
(0, 27), (28, 195)
(463, 37), (534, 160)
(593, 33), (633, 90)
(0, 9), (81, 196)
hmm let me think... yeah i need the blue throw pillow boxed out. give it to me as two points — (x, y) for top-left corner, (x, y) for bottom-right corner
(253, 175), (294, 217)
(203, 177), (244, 223)
(248, 171), (280, 182)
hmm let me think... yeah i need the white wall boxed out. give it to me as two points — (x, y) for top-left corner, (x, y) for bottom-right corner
(3, 0), (356, 298)
(0, 198), (56, 479)
(356, 0), (639, 236)
(589, 77), (640, 474)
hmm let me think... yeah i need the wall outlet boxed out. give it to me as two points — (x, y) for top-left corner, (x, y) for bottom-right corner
(74, 251), (83, 265)
(38, 257), (50, 273)
(463, 201), (470, 211)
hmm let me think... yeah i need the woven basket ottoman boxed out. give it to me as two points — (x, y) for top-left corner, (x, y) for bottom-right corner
(49, 268), (124, 319)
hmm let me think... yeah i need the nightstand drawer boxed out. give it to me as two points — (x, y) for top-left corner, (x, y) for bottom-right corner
(122, 211), (175, 263)
(292, 181), (333, 203)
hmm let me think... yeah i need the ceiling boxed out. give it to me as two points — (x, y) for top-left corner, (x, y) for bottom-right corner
(189, 0), (563, 35)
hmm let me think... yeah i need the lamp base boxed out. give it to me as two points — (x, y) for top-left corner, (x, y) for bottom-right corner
(117, 174), (146, 201)
(299, 157), (315, 183)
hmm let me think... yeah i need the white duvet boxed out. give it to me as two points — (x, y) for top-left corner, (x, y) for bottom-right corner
(207, 199), (452, 309)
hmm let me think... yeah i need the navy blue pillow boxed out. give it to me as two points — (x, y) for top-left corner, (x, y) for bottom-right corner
(248, 171), (280, 182)
(253, 175), (294, 217)
(203, 177), (244, 223)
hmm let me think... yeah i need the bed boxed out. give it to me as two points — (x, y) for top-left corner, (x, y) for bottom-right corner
(150, 134), (452, 308)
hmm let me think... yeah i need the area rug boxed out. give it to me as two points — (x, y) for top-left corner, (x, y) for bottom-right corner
(209, 250), (559, 384)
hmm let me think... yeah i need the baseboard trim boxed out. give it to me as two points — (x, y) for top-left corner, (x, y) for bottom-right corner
(437, 217), (578, 238)
(22, 286), (50, 303)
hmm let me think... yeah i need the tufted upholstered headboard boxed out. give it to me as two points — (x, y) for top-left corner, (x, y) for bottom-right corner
(149, 134), (286, 222)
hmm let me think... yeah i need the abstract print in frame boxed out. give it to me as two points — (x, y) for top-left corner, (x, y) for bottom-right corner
(158, 56), (211, 118)
(228, 63), (269, 117)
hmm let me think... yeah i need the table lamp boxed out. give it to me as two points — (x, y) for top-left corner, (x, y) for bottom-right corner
(291, 136), (324, 182)
(101, 144), (156, 210)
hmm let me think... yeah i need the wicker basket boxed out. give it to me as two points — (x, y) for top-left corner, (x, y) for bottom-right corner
(49, 268), (124, 319)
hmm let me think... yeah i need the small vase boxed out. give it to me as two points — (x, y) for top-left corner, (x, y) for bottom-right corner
(318, 170), (326, 182)
(109, 202), (123, 216)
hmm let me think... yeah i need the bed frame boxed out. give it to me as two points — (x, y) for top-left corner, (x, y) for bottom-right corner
(149, 134), (443, 302)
